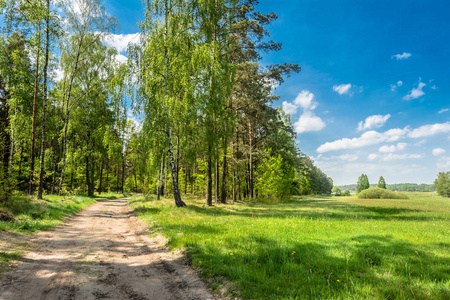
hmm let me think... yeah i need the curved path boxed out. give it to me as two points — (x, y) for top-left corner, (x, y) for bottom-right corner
(0, 197), (216, 300)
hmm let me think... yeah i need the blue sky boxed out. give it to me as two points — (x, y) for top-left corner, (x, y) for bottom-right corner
(3, 0), (449, 185)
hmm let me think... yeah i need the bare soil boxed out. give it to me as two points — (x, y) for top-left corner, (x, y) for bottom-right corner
(0, 197), (221, 300)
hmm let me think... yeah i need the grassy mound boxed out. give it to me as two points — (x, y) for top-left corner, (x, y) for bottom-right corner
(358, 187), (409, 199)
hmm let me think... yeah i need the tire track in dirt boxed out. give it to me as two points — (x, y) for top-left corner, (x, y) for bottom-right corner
(0, 197), (220, 300)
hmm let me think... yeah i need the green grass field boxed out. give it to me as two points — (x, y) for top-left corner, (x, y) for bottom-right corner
(129, 193), (450, 299)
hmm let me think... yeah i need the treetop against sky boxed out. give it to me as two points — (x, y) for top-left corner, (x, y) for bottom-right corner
(5, 0), (449, 185)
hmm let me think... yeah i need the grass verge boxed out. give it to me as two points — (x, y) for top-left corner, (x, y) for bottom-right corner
(0, 192), (129, 275)
(129, 193), (450, 299)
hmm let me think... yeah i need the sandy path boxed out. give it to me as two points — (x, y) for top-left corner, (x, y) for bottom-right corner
(0, 197), (217, 300)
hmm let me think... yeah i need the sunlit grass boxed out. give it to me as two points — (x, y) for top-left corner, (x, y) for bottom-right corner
(129, 193), (450, 299)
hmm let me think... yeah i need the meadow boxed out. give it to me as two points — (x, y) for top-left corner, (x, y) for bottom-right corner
(129, 193), (449, 299)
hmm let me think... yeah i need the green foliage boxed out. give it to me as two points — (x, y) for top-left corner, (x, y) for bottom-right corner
(434, 171), (450, 197)
(332, 186), (341, 196)
(255, 149), (294, 201)
(342, 189), (351, 196)
(357, 187), (409, 199)
(130, 194), (449, 299)
(377, 176), (386, 189)
(356, 174), (370, 193)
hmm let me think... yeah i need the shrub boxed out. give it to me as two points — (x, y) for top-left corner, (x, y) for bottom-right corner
(342, 189), (351, 196)
(434, 171), (450, 197)
(357, 187), (408, 199)
(332, 186), (341, 196)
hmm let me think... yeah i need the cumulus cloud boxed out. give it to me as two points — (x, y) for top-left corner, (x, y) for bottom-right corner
(368, 152), (423, 161)
(294, 111), (326, 134)
(294, 90), (316, 110)
(438, 108), (449, 114)
(379, 143), (407, 153)
(437, 156), (450, 168)
(332, 83), (352, 95)
(338, 154), (359, 162)
(403, 79), (426, 100)
(391, 52), (412, 60)
(408, 122), (450, 138)
(282, 101), (297, 115)
(104, 33), (140, 53)
(317, 127), (409, 153)
(381, 153), (423, 161)
(283, 91), (326, 134)
(357, 114), (390, 131)
(432, 148), (446, 157)
(368, 154), (378, 161)
(390, 80), (403, 91)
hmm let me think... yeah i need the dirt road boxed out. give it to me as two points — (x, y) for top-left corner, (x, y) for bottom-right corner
(0, 197), (217, 300)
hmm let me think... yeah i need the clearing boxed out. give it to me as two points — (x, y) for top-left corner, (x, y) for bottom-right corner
(0, 197), (218, 300)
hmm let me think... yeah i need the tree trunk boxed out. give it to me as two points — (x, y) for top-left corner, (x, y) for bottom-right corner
(8, 108), (16, 180)
(59, 33), (85, 194)
(70, 154), (74, 190)
(121, 150), (125, 194)
(206, 143), (213, 206)
(134, 162), (138, 193)
(184, 168), (188, 195)
(176, 134), (179, 178)
(98, 158), (103, 194)
(221, 139), (227, 204)
(106, 159), (109, 192)
(38, 2), (50, 199)
(215, 158), (219, 203)
(157, 158), (163, 200)
(236, 123), (241, 201)
(29, 25), (41, 195)
(167, 128), (185, 207)
(51, 85), (65, 194)
(248, 117), (253, 199)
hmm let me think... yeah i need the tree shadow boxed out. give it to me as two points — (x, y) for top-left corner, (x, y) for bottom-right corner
(183, 198), (444, 222)
(186, 234), (449, 299)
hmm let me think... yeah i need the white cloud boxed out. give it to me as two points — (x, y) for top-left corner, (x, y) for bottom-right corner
(403, 79), (426, 100)
(438, 108), (449, 114)
(390, 80), (403, 91)
(333, 83), (352, 95)
(338, 154), (359, 162)
(381, 153), (423, 161)
(408, 122), (450, 138)
(437, 156), (450, 169)
(115, 54), (128, 64)
(284, 90), (326, 134)
(432, 148), (446, 157)
(368, 154), (379, 161)
(317, 127), (409, 153)
(104, 33), (140, 53)
(51, 67), (64, 82)
(294, 111), (326, 134)
(379, 143), (407, 153)
(368, 152), (423, 161)
(357, 114), (390, 131)
(282, 101), (297, 115)
(391, 52), (412, 60)
(294, 90), (316, 110)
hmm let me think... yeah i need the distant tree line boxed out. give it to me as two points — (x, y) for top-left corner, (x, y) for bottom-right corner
(339, 182), (436, 193)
